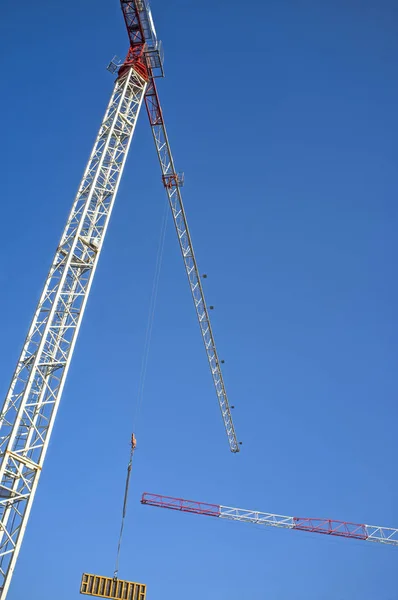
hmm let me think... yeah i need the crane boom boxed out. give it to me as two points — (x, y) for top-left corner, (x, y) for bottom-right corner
(141, 493), (398, 547)
(0, 66), (147, 597)
(143, 80), (240, 453)
(120, 0), (240, 453)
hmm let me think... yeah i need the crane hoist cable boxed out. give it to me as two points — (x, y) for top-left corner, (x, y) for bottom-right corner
(113, 201), (168, 579)
(114, 433), (137, 579)
(133, 196), (168, 430)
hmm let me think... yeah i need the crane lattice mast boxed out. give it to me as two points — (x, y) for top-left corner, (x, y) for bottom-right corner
(0, 0), (238, 596)
(141, 493), (398, 547)
(0, 61), (147, 599)
(0, 66), (147, 597)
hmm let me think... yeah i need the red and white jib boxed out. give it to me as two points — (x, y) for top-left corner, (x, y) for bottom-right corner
(141, 493), (398, 546)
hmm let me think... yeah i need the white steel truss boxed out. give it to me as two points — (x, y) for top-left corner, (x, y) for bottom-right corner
(219, 506), (398, 546)
(0, 66), (147, 597)
(220, 505), (295, 529)
(364, 524), (398, 546)
(144, 81), (240, 453)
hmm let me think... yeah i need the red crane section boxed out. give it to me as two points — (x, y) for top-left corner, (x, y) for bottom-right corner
(293, 517), (368, 541)
(119, 0), (148, 80)
(141, 493), (221, 517)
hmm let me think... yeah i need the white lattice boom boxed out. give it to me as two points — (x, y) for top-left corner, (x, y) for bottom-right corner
(0, 66), (147, 597)
(121, 0), (239, 452)
(144, 80), (240, 453)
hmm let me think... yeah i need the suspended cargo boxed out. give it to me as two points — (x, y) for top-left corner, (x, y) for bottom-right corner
(80, 573), (146, 600)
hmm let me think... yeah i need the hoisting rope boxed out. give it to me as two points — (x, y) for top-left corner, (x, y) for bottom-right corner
(114, 433), (137, 579)
(133, 196), (169, 429)
(113, 199), (168, 579)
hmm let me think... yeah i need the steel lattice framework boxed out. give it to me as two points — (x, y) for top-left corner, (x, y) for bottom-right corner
(144, 80), (239, 453)
(141, 493), (398, 547)
(0, 67), (147, 597)
(120, 0), (239, 452)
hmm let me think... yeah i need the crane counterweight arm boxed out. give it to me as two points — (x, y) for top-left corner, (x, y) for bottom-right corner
(141, 493), (398, 547)
(143, 79), (240, 453)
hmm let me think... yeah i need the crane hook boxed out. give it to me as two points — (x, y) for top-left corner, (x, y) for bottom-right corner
(131, 433), (137, 451)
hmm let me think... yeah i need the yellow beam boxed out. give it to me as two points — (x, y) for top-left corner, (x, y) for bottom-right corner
(80, 572), (146, 600)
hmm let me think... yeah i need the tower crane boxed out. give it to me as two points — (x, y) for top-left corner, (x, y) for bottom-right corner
(141, 492), (398, 547)
(0, 1), (238, 596)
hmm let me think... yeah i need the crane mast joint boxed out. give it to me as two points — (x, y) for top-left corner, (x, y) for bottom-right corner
(162, 173), (184, 189)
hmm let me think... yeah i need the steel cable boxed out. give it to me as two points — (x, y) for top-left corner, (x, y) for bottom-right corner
(113, 198), (168, 578)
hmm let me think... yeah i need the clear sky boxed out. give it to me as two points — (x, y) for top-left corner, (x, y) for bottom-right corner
(1, 0), (397, 598)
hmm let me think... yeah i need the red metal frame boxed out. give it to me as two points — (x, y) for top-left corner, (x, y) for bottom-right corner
(162, 174), (179, 189)
(144, 79), (163, 126)
(120, 0), (145, 47)
(119, 0), (148, 80)
(293, 517), (368, 540)
(141, 493), (221, 517)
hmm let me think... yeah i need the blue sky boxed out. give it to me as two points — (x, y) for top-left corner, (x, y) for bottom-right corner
(1, 0), (397, 598)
